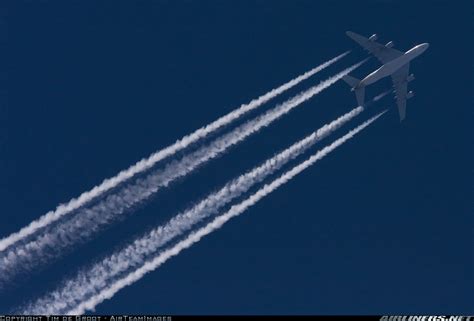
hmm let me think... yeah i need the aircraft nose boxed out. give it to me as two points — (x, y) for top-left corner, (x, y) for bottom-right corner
(420, 43), (429, 52)
(417, 43), (429, 53)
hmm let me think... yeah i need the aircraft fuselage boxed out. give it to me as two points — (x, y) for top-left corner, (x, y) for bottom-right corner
(359, 43), (429, 87)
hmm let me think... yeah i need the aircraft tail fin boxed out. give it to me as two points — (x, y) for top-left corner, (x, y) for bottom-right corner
(342, 75), (365, 107)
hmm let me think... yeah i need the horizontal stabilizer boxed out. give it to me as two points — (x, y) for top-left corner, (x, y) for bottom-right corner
(342, 75), (361, 88)
(354, 87), (365, 107)
(342, 75), (365, 107)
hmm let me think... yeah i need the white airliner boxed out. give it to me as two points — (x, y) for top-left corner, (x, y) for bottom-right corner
(343, 31), (429, 121)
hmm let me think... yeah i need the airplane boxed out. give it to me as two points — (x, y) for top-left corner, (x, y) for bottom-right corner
(342, 31), (429, 121)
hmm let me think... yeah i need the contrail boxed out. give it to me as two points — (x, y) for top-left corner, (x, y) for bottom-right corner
(1, 60), (366, 283)
(21, 111), (385, 315)
(0, 52), (349, 253)
(20, 105), (366, 314)
(373, 89), (392, 102)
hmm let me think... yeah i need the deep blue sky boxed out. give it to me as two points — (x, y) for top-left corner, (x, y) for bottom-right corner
(1, 0), (472, 315)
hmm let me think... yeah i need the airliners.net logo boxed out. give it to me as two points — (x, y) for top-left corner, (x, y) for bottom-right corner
(380, 317), (472, 321)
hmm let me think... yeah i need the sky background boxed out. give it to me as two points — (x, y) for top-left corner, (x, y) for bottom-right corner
(1, 0), (473, 315)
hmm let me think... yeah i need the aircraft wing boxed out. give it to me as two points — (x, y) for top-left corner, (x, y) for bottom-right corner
(346, 31), (404, 64)
(390, 64), (410, 121)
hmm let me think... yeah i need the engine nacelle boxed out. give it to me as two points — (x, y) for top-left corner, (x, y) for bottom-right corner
(385, 41), (394, 48)
(369, 34), (378, 41)
(407, 74), (415, 82)
(406, 91), (415, 99)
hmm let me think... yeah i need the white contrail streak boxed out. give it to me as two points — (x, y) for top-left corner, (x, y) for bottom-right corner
(22, 110), (385, 315)
(67, 112), (386, 315)
(373, 89), (392, 102)
(0, 52), (349, 253)
(1, 60), (366, 283)
(21, 106), (366, 314)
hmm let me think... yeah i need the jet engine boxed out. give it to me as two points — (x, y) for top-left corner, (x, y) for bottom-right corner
(406, 91), (415, 99)
(369, 34), (378, 41)
(406, 74), (415, 82)
(385, 41), (394, 48)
